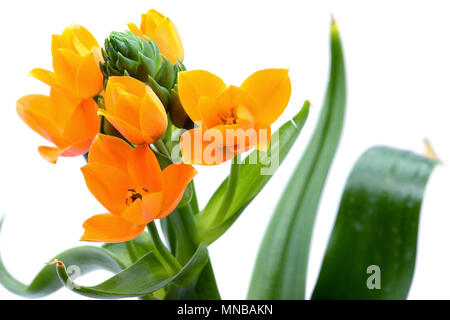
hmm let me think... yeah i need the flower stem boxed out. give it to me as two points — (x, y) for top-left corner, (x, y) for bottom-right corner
(125, 240), (139, 263)
(212, 154), (241, 225)
(154, 139), (171, 158)
(147, 221), (182, 274)
(190, 181), (200, 214)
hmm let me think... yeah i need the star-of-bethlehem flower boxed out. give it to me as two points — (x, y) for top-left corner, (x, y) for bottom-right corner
(81, 134), (197, 243)
(17, 24), (102, 163)
(99, 76), (168, 145)
(30, 24), (103, 100)
(178, 69), (291, 165)
(128, 9), (184, 64)
(17, 89), (99, 164)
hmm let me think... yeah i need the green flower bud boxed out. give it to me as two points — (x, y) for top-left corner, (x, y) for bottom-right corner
(100, 31), (194, 130)
(101, 31), (188, 114)
(101, 31), (163, 83)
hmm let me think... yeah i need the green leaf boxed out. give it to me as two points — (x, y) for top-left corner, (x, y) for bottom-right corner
(196, 100), (311, 244)
(248, 21), (346, 300)
(311, 147), (437, 300)
(102, 232), (154, 267)
(0, 217), (124, 298)
(55, 243), (209, 299)
(161, 206), (221, 300)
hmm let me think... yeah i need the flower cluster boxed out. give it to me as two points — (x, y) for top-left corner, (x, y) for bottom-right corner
(17, 9), (292, 242)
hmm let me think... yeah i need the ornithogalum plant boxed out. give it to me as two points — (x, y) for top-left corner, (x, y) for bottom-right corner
(0, 9), (438, 300)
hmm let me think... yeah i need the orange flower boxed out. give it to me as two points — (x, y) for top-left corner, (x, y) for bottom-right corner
(178, 69), (291, 165)
(128, 9), (184, 64)
(81, 134), (197, 243)
(30, 24), (103, 100)
(17, 89), (100, 164)
(100, 76), (168, 145)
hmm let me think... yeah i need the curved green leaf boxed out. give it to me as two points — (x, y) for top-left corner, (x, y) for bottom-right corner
(312, 147), (437, 300)
(197, 100), (311, 244)
(248, 21), (346, 299)
(102, 232), (154, 267)
(0, 218), (124, 298)
(56, 243), (209, 299)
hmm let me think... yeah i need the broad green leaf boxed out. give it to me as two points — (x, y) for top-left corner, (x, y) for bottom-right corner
(248, 21), (346, 300)
(196, 100), (311, 244)
(312, 147), (437, 300)
(0, 217), (124, 298)
(55, 243), (209, 299)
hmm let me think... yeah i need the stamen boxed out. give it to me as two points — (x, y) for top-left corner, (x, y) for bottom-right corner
(125, 188), (144, 205)
(219, 107), (238, 125)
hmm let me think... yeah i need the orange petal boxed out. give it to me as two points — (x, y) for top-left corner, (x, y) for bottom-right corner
(62, 98), (100, 143)
(76, 53), (103, 99)
(121, 192), (163, 225)
(38, 146), (66, 164)
(111, 90), (142, 128)
(105, 76), (147, 102)
(178, 70), (227, 123)
(159, 164), (197, 218)
(196, 96), (218, 129)
(214, 86), (258, 113)
(140, 88), (168, 144)
(52, 34), (71, 55)
(52, 48), (84, 98)
(69, 24), (99, 52)
(16, 94), (71, 149)
(81, 213), (145, 243)
(98, 109), (145, 145)
(29, 68), (58, 88)
(236, 104), (256, 130)
(180, 128), (237, 165)
(17, 95), (58, 142)
(240, 69), (291, 124)
(48, 88), (80, 125)
(92, 46), (104, 64)
(60, 138), (96, 157)
(127, 145), (163, 192)
(52, 24), (99, 56)
(254, 125), (272, 152)
(128, 22), (145, 38)
(81, 163), (129, 215)
(144, 11), (184, 64)
(88, 134), (132, 169)
(38, 141), (91, 164)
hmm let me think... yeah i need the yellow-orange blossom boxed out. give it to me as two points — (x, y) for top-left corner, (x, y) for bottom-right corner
(30, 24), (103, 100)
(81, 134), (197, 243)
(178, 69), (292, 165)
(128, 9), (184, 64)
(17, 24), (102, 163)
(100, 76), (168, 146)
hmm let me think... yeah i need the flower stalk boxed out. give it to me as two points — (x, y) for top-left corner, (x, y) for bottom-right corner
(147, 221), (182, 274)
(212, 155), (241, 226)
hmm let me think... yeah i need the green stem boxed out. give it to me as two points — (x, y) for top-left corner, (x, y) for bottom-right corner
(190, 181), (200, 214)
(154, 139), (171, 158)
(177, 204), (199, 247)
(212, 155), (241, 225)
(147, 221), (182, 274)
(125, 241), (139, 263)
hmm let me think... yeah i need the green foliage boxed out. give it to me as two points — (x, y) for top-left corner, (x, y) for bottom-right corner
(312, 147), (437, 299)
(248, 21), (346, 299)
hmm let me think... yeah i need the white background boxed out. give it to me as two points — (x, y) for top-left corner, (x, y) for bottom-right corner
(1, 0), (450, 300)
